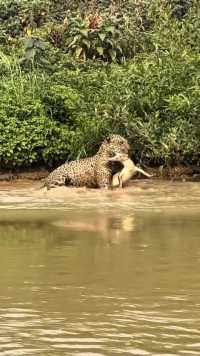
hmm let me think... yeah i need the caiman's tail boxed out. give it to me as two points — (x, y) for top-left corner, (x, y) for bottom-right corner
(135, 167), (153, 178)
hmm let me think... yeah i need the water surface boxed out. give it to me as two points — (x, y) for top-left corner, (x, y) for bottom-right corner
(0, 181), (200, 355)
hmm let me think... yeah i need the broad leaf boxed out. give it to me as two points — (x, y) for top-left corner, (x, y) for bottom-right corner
(106, 26), (115, 34)
(105, 38), (113, 47)
(82, 39), (90, 48)
(26, 27), (32, 37)
(96, 47), (104, 56)
(108, 49), (116, 61)
(68, 35), (79, 48)
(75, 47), (82, 58)
(79, 29), (89, 37)
(25, 48), (36, 60)
(36, 40), (46, 50)
(98, 33), (106, 42)
(116, 45), (123, 53)
(24, 38), (34, 49)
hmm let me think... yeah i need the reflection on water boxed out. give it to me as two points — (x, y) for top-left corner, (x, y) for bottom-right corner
(0, 204), (200, 356)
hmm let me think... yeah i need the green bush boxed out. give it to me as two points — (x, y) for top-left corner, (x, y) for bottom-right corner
(1, 0), (200, 169)
(0, 114), (74, 167)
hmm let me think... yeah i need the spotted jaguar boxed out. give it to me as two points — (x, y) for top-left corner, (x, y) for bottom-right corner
(44, 134), (130, 189)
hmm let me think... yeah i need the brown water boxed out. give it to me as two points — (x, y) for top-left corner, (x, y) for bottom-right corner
(0, 181), (200, 356)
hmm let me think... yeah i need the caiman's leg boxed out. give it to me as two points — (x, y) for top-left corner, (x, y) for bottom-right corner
(119, 175), (123, 188)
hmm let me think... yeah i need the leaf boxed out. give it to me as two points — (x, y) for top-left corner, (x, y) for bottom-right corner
(116, 45), (123, 54)
(35, 40), (46, 50)
(24, 38), (34, 49)
(18, 57), (26, 65)
(108, 49), (116, 61)
(96, 47), (104, 56)
(75, 47), (82, 58)
(25, 48), (36, 60)
(82, 50), (86, 61)
(106, 26), (115, 34)
(98, 33), (106, 42)
(79, 29), (89, 37)
(82, 39), (90, 48)
(68, 35), (79, 48)
(105, 38), (113, 47)
(26, 26), (32, 37)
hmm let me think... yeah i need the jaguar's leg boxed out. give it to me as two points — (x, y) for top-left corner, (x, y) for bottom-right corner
(96, 168), (112, 189)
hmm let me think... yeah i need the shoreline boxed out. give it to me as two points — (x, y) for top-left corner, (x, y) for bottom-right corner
(0, 168), (49, 182)
(0, 165), (200, 183)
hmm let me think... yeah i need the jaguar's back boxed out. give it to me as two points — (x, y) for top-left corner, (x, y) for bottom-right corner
(44, 155), (97, 189)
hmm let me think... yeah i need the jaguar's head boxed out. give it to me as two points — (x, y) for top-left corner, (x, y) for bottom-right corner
(99, 134), (130, 155)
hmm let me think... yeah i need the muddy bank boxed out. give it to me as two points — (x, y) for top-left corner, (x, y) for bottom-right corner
(1, 165), (200, 182)
(0, 167), (49, 181)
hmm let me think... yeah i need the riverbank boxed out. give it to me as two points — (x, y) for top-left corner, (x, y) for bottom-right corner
(0, 168), (49, 182)
(1, 165), (200, 182)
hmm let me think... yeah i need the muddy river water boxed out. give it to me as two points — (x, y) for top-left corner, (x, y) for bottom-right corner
(0, 180), (200, 356)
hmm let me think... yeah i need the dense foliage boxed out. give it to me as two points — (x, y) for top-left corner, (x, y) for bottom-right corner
(0, 0), (200, 168)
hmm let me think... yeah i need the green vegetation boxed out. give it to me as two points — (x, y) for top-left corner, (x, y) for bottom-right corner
(0, 0), (200, 169)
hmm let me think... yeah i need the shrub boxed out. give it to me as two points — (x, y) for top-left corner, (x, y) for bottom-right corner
(1, 0), (200, 169)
